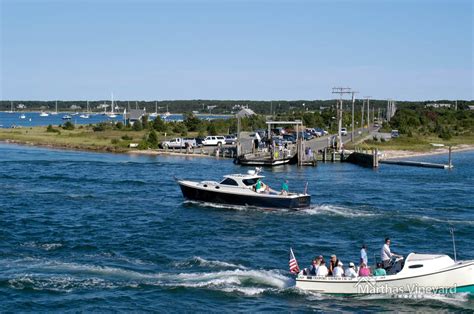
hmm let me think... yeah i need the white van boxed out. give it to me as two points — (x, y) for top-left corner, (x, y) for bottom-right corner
(202, 136), (226, 146)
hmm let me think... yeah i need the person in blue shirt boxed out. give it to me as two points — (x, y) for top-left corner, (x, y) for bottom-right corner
(281, 180), (289, 195)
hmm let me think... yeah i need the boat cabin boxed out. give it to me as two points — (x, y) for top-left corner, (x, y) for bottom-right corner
(219, 173), (265, 189)
(397, 253), (455, 275)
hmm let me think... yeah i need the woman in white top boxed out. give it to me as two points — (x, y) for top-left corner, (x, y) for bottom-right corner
(332, 261), (344, 277)
(316, 260), (329, 276)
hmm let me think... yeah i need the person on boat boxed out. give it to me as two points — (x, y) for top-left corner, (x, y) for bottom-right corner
(309, 257), (321, 275)
(360, 244), (368, 266)
(332, 261), (344, 277)
(381, 237), (402, 269)
(358, 262), (371, 276)
(255, 179), (265, 193)
(344, 262), (358, 278)
(281, 180), (289, 195)
(373, 263), (387, 276)
(316, 259), (328, 276)
(328, 254), (340, 276)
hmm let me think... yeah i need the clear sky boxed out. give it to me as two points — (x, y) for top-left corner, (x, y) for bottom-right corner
(1, 0), (472, 101)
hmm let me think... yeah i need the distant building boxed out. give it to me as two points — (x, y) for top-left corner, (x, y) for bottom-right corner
(468, 105), (474, 111)
(125, 109), (146, 125)
(425, 103), (451, 108)
(70, 105), (81, 110)
(236, 107), (256, 118)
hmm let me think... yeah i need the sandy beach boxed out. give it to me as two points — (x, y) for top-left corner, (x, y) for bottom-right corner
(380, 144), (474, 160)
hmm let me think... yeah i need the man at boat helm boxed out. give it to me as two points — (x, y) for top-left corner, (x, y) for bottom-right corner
(381, 237), (403, 269)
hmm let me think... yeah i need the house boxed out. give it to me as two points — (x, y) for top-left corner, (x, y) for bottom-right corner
(236, 107), (256, 118)
(425, 103), (451, 109)
(125, 109), (146, 125)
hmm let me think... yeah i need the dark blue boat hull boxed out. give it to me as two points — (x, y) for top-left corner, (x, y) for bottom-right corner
(179, 183), (310, 209)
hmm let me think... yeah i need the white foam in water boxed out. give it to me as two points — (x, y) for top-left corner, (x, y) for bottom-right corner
(184, 200), (288, 212)
(173, 256), (248, 270)
(301, 204), (377, 218)
(5, 257), (293, 296)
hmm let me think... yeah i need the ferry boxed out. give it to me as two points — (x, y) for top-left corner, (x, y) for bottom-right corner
(177, 169), (310, 209)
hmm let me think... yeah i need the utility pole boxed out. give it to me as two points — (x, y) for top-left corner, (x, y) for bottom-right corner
(364, 96), (372, 132)
(332, 87), (351, 151)
(350, 91), (358, 142)
(361, 99), (365, 131)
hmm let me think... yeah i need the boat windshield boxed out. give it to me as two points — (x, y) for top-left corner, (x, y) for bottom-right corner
(220, 178), (239, 186)
(242, 178), (258, 186)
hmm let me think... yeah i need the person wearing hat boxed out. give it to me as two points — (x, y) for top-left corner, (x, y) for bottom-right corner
(344, 262), (358, 278)
(332, 261), (344, 277)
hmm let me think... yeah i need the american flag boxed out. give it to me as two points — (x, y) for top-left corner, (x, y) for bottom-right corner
(289, 248), (300, 274)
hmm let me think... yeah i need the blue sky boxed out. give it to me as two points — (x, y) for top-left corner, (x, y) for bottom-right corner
(1, 0), (472, 100)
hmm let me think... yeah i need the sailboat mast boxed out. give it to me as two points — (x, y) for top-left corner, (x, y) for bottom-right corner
(111, 93), (114, 114)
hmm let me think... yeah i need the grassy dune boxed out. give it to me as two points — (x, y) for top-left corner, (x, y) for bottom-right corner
(0, 126), (153, 152)
(358, 134), (474, 151)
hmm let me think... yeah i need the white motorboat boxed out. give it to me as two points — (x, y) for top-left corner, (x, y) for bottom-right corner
(62, 114), (72, 120)
(19, 114), (26, 119)
(295, 253), (474, 294)
(177, 169), (311, 209)
(79, 113), (90, 119)
(39, 111), (49, 117)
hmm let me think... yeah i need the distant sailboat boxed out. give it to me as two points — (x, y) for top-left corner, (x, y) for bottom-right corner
(107, 93), (117, 118)
(161, 104), (171, 119)
(8, 101), (15, 113)
(149, 101), (159, 118)
(19, 113), (26, 119)
(40, 111), (49, 117)
(80, 101), (90, 118)
(62, 114), (72, 120)
(50, 101), (59, 115)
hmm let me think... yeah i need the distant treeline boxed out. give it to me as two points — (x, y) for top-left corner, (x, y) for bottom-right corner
(1, 99), (473, 114)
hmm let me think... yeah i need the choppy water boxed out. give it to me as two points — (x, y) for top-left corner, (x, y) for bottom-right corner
(0, 143), (473, 311)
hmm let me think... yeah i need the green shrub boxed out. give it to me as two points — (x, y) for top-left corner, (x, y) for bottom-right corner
(132, 120), (143, 131)
(147, 130), (159, 148)
(62, 121), (75, 130)
(111, 138), (120, 144)
(121, 134), (133, 140)
(46, 124), (60, 133)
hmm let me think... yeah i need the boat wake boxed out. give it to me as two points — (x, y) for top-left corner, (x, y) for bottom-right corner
(2, 257), (292, 296)
(300, 204), (378, 218)
(183, 200), (289, 212)
(173, 256), (248, 270)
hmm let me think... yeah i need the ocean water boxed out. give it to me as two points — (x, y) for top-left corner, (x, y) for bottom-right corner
(0, 143), (473, 311)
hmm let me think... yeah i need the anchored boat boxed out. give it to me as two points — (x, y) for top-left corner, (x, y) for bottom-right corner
(295, 253), (474, 294)
(177, 169), (310, 209)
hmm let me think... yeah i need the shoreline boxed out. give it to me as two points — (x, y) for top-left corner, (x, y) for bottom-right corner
(380, 144), (474, 160)
(2, 139), (473, 161)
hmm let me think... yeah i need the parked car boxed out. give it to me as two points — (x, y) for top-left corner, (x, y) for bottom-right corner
(341, 128), (348, 136)
(315, 128), (329, 136)
(225, 135), (237, 145)
(391, 130), (400, 138)
(306, 128), (322, 137)
(202, 135), (226, 146)
(160, 137), (197, 149)
(282, 134), (297, 144)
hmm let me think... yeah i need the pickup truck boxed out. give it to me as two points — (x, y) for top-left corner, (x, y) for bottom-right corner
(160, 138), (197, 148)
